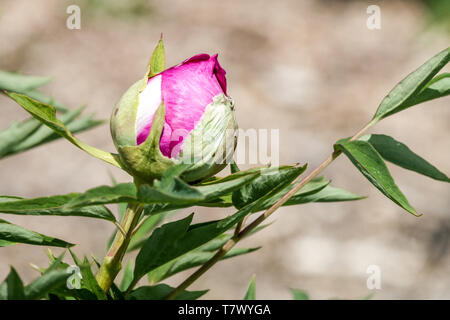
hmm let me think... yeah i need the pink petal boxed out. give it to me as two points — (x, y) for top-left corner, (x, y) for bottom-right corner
(135, 54), (228, 158)
(161, 54), (226, 157)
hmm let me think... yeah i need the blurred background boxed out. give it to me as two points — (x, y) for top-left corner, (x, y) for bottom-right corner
(0, 0), (449, 299)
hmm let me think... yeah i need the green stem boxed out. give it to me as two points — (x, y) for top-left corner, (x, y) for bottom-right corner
(96, 203), (144, 293)
(165, 119), (377, 300)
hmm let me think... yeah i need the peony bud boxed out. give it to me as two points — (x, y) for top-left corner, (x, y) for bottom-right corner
(111, 52), (238, 183)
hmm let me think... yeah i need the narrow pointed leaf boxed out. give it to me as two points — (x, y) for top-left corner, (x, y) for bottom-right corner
(5, 109), (103, 157)
(127, 284), (207, 300)
(134, 214), (194, 280)
(67, 168), (259, 208)
(127, 212), (168, 252)
(148, 247), (259, 284)
(257, 183), (363, 211)
(0, 267), (25, 300)
(400, 73), (450, 108)
(24, 269), (71, 300)
(0, 194), (115, 221)
(232, 165), (307, 209)
(134, 173), (294, 283)
(373, 47), (450, 120)
(243, 276), (256, 300)
(0, 70), (51, 92)
(4, 92), (123, 168)
(0, 219), (73, 247)
(287, 185), (364, 204)
(335, 140), (419, 216)
(147, 222), (270, 279)
(120, 261), (134, 292)
(65, 184), (138, 208)
(0, 118), (41, 158)
(77, 258), (107, 300)
(291, 289), (309, 300)
(0, 70), (67, 111)
(361, 134), (449, 182)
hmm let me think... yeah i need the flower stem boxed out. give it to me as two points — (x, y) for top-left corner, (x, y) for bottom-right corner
(165, 119), (377, 300)
(96, 203), (144, 293)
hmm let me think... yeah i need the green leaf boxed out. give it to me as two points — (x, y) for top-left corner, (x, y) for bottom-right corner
(373, 47), (450, 120)
(335, 140), (419, 216)
(0, 70), (67, 111)
(258, 181), (363, 211)
(65, 250), (107, 300)
(134, 172), (295, 284)
(109, 283), (125, 300)
(148, 224), (269, 284)
(196, 172), (260, 201)
(148, 247), (259, 284)
(134, 214), (193, 281)
(127, 212), (168, 252)
(0, 118), (41, 158)
(232, 165), (307, 209)
(399, 73), (450, 109)
(286, 184), (364, 204)
(0, 239), (14, 247)
(243, 275), (256, 300)
(148, 37), (165, 78)
(360, 134), (449, 182)
(0, 218), (73, 248)
(0, 196), (22, 203)
(44, 251), (70, 274)
(4, 92), (123, 168)
(230, 161), (240, 174)
(0, 107), (102, 159)
(0, 267), (25, 300)
(0, 194), (116, 221)
(5, 109), (103, 157)
(65, 183), (138, 208)
(0, 71), (102, 158)
(120, 261), (134, 292)
(291, 288), (309, 300)
(77, 257), (107, 300)
(67, 167), (259, 208)
(24, 269), (71, 300)
(361, 292), (375, 300)
(127, 284), (207, 300)
(7, 106), (82, 152)
(0, 70), (51, 92)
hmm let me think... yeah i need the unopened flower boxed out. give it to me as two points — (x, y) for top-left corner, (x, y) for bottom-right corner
(111, 53), (238, 182)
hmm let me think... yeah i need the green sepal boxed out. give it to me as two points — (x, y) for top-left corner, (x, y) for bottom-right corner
(118, 102), (176, 183)
(110, 79), (146, 149)
(146, 37), (165, 78)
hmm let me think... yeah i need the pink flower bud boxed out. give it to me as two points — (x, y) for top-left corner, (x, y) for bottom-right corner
(136, 54), (228, 157)
(111, 52), (237, 182)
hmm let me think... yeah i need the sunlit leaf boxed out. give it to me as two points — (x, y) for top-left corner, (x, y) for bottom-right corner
(0, 267), (25, 300)
(127, 284), (207, 300)
(373, 47), (450, 120)
(4, 92), (123, 168)
(0, 194), (115, 221)
(335, 140), (418, 216)
(0, 218), (73, 248)
(360, 134), (449, 182)
(291, 288), (309, 300)
(243, 275), (256, 300)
